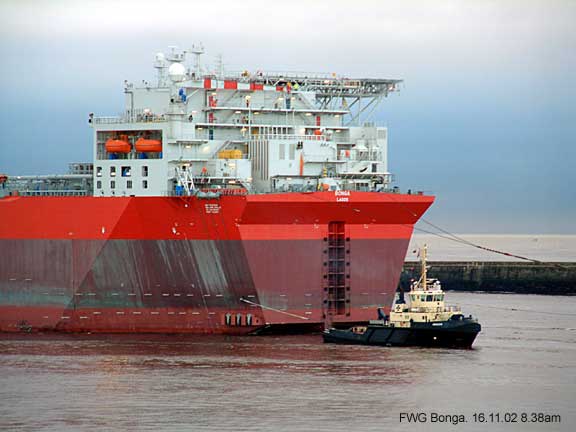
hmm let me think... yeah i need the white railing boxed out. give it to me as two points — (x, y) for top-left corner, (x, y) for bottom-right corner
(92, 110), (168, 125)
(11, 190), (90, 197)
(251, 134), (326, 141)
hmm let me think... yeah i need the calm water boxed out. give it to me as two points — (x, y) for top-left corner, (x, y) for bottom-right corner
(407, 234), (576, 262)
(0, 292), (575, 432)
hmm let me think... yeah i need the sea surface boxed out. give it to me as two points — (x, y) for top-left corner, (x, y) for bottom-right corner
(407, 234), (576, 262)
(0, 292), (574, 432)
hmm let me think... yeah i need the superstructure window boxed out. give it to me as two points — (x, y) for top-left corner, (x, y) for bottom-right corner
(279, 144), (285, 160)
(121, 166), (131, 177)
(96, 180), (102, 189)
(142, 180), (148, 189)
(110, 180), (116, 189)
(142, 166), (149, 177)
(96, 166), (102, 177)
(110, 166), (116, 177)
(127, 180), (133, 189)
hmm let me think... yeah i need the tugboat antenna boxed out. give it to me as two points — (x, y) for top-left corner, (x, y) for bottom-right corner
(421, 244), (428, 290)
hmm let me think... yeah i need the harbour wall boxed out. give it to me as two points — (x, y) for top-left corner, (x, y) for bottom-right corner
(401, 262), (576, 295)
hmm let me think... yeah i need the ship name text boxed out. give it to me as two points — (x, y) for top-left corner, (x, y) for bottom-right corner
(335, 190), (350, 202)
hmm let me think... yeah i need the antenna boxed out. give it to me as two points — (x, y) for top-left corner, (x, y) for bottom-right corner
(421, 244), (428, 290)
(189, 42), (205, 77)
(153, 52), (167, 86)
(215, 53), (224, 79)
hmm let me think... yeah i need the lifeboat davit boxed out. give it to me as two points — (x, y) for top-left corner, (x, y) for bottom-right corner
(105, 139), (131, 153)
(135, 138), (162, 152)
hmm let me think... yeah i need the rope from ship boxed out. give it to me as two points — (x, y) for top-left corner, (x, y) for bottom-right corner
(240, 297), (310, 320)
(411, 224), (571, 271)
(387, 193), (571, 271)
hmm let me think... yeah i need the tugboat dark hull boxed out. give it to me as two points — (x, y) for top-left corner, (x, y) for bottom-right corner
(323, 320), (481, 349)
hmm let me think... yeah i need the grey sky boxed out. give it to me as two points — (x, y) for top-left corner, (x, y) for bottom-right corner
(1, 0), (574, 233)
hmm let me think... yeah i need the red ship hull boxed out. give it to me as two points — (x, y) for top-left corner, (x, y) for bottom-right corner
(0, 191), (433, 334)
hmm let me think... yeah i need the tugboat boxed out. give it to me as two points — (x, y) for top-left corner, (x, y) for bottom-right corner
(323, 246), (481, 348)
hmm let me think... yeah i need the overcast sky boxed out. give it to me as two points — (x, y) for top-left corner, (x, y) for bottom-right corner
(0, 0), (574, 233)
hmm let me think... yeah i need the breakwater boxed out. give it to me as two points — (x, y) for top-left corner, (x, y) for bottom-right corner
(401, 261), (576, 295)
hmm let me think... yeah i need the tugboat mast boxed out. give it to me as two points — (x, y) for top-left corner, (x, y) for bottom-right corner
(420, 244), (428, 290)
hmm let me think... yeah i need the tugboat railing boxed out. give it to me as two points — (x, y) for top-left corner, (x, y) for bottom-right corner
(408, 305), (461, 313)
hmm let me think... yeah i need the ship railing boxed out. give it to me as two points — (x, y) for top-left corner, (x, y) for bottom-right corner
(92, 116), (126, 124)
(92, 113), (168, 125)
(223, 71), (398, 90)
(201, 118), (332, 127)
(355, 151), (383, 161)
(251, 134), (327, 141)
(10, 190), (90, 197)
(167, 186), (248, 198)
(199, 188), (248, 196)
(407, 305), (460, 314)
(225, 70), (336, 82)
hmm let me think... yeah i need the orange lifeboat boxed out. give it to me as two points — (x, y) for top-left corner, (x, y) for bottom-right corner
(105, 139), (131, 153)
(135, 138), (162, 152)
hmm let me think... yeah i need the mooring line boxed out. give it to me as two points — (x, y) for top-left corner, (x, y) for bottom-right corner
(240, 297), (310, 320)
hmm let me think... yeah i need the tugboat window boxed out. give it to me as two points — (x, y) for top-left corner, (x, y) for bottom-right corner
(426, 295), (433, 301)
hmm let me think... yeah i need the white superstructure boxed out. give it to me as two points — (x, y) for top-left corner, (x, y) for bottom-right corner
(91, 46), (401, 197)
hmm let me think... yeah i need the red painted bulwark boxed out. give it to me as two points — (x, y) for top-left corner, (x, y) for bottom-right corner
(203, 78), (212, 89)
(250, 83), (264, 91)
(224, 80), (238, 89)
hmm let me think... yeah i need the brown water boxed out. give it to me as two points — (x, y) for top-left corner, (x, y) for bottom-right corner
(0, 292), (575, 432)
